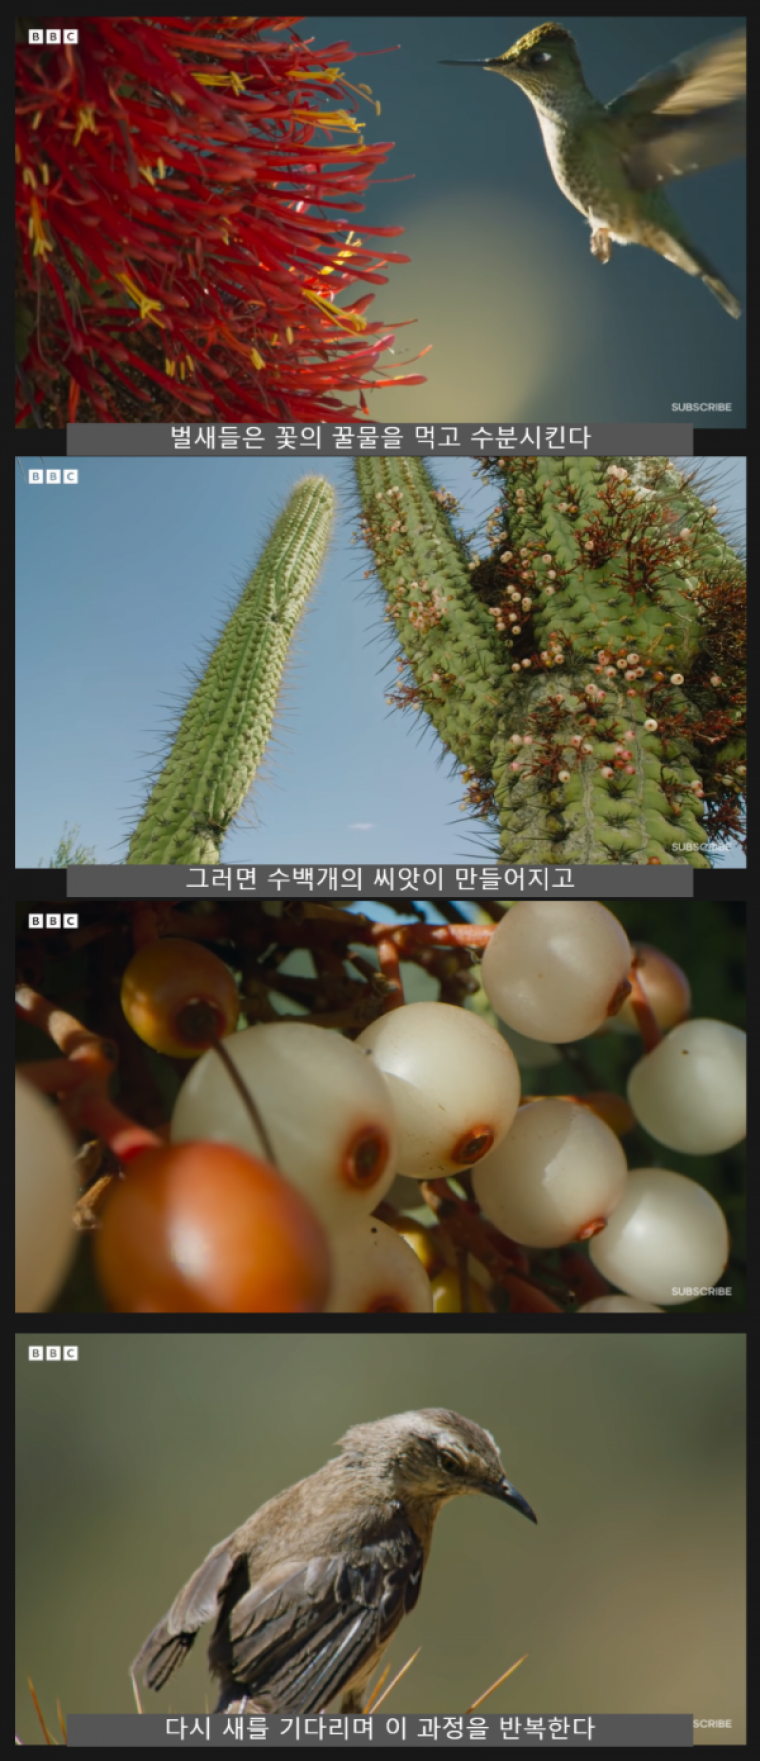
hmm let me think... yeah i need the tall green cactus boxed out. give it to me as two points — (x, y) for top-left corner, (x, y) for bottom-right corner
(127, 477), (335, 863)
(355, 457), (745, 865)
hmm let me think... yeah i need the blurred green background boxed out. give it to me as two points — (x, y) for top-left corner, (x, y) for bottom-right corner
(16, 1334), (745, 1740)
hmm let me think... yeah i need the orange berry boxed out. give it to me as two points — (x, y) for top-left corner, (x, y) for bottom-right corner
(615, 943), (691, 1034)
(94, 1141), (330, 1312)
(121, 938), (239, 1057)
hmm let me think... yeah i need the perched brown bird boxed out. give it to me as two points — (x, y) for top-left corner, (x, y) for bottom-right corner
(133, 1408), (536, 1713)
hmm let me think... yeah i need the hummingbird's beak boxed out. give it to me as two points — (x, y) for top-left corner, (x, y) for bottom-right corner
(440, 59), (494, 68)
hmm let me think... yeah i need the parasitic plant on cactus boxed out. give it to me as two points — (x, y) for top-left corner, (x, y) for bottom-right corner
(355, 456), (745, 866)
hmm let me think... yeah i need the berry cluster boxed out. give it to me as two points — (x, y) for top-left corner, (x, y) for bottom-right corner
(15, 900), (745, 1312)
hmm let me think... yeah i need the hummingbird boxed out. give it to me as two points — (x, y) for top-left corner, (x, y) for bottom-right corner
(441, 23), (745, 317)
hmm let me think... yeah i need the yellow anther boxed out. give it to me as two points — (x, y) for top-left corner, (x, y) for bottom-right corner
(29, 195), (53, 257)
(117, 273), (165, 325)
(289, 67), (341, 83)
(73, 104), (98, 146)
(302, 289), (366, 331)
(191, 69), (249, 94)
(293, 108), (364, 134)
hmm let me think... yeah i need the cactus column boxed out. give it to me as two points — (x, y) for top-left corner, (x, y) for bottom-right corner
(127, 477), (335, 864)
(355, 456), (745, 866)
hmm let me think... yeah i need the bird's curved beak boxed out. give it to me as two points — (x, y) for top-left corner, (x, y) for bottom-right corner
(440, 59), (493, 68)
(495, 1478), (537, 1523)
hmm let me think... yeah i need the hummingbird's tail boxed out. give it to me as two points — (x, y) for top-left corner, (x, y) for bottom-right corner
(656, 230), (741, 319)
(698, 267), (742, 320)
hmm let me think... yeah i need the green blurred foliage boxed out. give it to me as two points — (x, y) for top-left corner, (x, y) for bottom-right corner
(15, 1334), (745, 1741)
(37, 822), (98, 866)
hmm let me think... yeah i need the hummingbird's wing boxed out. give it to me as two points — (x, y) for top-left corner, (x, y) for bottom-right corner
(606, 30), (746, 188)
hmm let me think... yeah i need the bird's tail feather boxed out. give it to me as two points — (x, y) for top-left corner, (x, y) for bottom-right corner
(660, 232), (741, 317)
(699, 269), (742, 319)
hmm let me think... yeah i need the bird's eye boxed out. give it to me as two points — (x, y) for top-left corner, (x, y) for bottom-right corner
(529, 51), (552, 66)
(439, 1449), (465, 1475)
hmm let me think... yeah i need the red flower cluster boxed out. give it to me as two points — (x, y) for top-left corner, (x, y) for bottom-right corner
(15, 16), (427, 423)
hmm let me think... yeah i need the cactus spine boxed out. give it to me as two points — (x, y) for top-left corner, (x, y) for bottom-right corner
(355, 456), (745, 865)
(127, 477), (334, 863)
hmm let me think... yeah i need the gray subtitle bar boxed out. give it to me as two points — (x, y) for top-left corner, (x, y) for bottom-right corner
(66, 864), (693, 898)
(66, 1712), (694, 1746)
(67, 423), (693, 458)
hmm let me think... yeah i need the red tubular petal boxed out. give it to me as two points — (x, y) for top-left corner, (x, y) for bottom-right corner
(15, 16), (426, 422)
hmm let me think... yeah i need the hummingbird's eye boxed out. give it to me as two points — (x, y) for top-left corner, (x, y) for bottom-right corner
(529, 50), (552, 66)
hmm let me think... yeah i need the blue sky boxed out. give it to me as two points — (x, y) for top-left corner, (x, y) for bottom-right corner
(15, 456), (745, 868)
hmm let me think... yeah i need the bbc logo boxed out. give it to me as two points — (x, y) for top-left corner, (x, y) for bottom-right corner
(28, 30), (79, 45)
(28, 1346), (79, 1361)
(28, 914), (79, 929)
(28, 469), (78, 485)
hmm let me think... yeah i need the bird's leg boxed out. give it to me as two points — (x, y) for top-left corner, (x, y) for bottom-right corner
(590, 226), (612, 263)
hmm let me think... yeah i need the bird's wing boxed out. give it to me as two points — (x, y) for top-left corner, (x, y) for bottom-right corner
(607, 30), (746, 188)
(608, 30), (745, 120)
(212, 1526), (425, 1714)
(132, 1531), (238, 1690)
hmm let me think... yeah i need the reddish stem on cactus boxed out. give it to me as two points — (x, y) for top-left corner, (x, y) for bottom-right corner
(17, 983), (159, 1163)
(61, 1089), (161, 1164)
(16, 984), (117, 1064)
(376, 923), (494, 953)
(628, 962), (664, 1052)
(18, 1056), (101, 1096)
(420, 1177), (528, 1286)
(375, 933), (405, 1009)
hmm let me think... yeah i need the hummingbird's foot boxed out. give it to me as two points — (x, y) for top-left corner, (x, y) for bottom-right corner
(590, 227), (612, 264)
